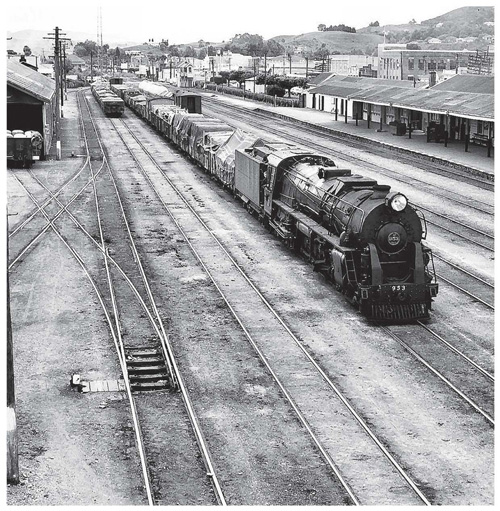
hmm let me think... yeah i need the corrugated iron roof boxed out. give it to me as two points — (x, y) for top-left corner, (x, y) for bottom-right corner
(431, 74), (494, 95)
(7, 59), (55, 103)
(320, 75), (424, 89)
(66, 54), (86, 65)
(308, 72), (335, 85)
(309, 75), (493, 121)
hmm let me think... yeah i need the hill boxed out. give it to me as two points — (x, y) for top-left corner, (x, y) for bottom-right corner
(270, 30), (383, 55)
(358, 6), (494, 48)
(422, 5), (494, 26)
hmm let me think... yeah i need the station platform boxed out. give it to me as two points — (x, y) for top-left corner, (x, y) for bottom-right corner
(204, 91), (495, 180)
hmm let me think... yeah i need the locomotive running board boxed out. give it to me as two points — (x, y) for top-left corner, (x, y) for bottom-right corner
(274, 200), (340, 247)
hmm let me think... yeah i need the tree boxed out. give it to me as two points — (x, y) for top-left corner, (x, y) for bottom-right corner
(323, 24), (356, 33)
(74, 39), (98, 57)
(261, 75), (307, 97)
(23, 45), (32, 56)
(183, 46), (195, 58)
(263, 39), (285, 57)
(229, 69), (252, 85)
(409, 19), (417, 24)
(167, 45), (181, 57)
(219, 70), (230, 84)
(318, 24), (326, 32)
(369, 21), (380, 27)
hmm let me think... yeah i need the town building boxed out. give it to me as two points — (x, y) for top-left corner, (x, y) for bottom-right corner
(329, 55), (378, 77)
(377, 44), (475, 83)
(66, 54), (87, 73)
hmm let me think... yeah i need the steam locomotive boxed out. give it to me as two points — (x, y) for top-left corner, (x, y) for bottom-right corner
(243, 147), (439, 320)
(109, 83), (438, 321)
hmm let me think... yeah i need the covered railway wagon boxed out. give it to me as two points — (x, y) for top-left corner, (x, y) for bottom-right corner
(117, 81), (438, 320)
(7, 129), (43, 167)
(91, 82), (124, 117)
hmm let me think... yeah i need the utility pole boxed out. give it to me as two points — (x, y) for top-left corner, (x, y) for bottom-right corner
(264, 51), (267, 91)
(253, 56), (256, 93)
(44, 27), (69, 160)
(59, 43), (65, 107)
(97, 6), (103, 76)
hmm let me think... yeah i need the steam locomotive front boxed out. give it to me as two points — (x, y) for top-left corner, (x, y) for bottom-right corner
(331, 187), (438, 320)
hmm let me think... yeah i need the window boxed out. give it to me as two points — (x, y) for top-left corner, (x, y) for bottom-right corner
(408, 58), (414, 70)
(418, 59), (425, 71)
(428, 60), (436, 70)
(438, 60), (446, 70)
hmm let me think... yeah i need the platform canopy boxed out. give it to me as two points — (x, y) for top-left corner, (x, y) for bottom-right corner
(309, 74), (494, 122)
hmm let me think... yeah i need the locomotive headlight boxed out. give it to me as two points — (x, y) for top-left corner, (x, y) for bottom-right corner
(386, 193), (408, 212)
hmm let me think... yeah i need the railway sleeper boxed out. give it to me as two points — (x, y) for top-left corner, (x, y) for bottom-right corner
(125, 346), (173, 390)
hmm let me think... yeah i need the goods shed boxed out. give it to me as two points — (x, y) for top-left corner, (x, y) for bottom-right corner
(7, 59), (56, 158)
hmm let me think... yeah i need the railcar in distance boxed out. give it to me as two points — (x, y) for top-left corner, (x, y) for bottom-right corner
(91, 82), (124, 117)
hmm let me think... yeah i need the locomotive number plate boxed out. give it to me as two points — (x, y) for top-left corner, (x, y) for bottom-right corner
(391, 285), (406, 291)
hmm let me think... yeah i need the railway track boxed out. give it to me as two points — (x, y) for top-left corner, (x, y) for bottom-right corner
(10, 90), (226, 505)
(381, 324), (494, 425)
(432, 252), (494, 310)
(78, 90), (227, 504)
(203, 96), (494, 193)
(112, 106), (497, 505)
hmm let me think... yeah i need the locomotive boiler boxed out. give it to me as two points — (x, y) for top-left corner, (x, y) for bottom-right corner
(241, 146), (438, 320)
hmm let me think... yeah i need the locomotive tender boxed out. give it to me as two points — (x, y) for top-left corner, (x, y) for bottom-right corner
(109, 81), (438, 321)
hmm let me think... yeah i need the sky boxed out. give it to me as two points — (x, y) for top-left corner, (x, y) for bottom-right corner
(4, 0), (494, 47)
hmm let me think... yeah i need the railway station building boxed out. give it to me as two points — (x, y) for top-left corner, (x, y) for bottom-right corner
(304, 74), (494, 151)
(7, 59), (57, 157)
